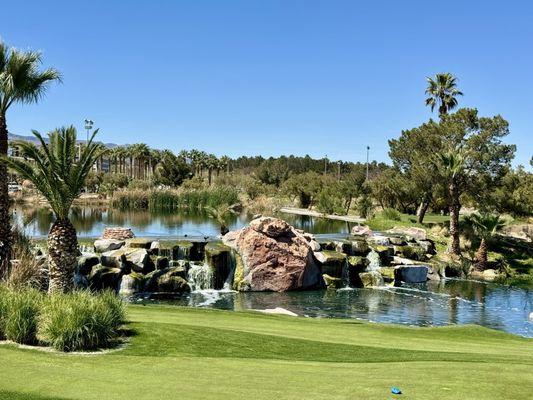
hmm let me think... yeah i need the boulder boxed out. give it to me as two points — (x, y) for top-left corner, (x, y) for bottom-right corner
(314, 251), (346, 278)
(369, 245), (393, 265)
(350, 239), (369, 255)
(470, 268), (499, 282)
(155, 256), (170, 270)
(119, 272), (145, 295)
(100, 248), (127, 269)
(102, 227), (134, 240)
(74, 273), (89, 289)
(379, 267), (395, 282)
(351, 225), (373, 236)
(359, 271), (384, 287)
(124, 249), (154, 273)
(323, 274), (343, 289)
(334, 240), (352, 254)
(144, 267), (190, 292)
(347, 256), (368, 286)
(126, 238), (152, 249)
(88, 264), (122, 291)
(387, 227), (427, 241)
(77, 253), (100, 275)
(94, 239), (125, 253)
(149, 241), (161, 255)
(368, 235), (391, 246)
(204, 242), (232, 290)
(394, 265), (428, 283)
(250, 217), (290, 238)
(393, 245), (426, 261)
(223, 217), (323, 292)
(388, 236), (407, 246)
(417, 240), (436, 255)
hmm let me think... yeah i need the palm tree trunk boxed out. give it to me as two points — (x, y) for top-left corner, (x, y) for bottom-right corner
(0, 113), (12, 275)
(474, 238), (488, 271)
(448, 181), (461, 257)
(47, 218), (78, 293)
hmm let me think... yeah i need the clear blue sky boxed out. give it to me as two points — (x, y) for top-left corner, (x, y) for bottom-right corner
(2, 0), (532, 167)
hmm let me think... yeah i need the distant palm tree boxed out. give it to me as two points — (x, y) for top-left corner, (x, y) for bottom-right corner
(2, 126), (104, 292)
(435, 148), (467, 257)
(205, 203), (235, 235)
(425, 73), (463, 117)
(466, 213), (506, 271)
(0, 39), (61, 273)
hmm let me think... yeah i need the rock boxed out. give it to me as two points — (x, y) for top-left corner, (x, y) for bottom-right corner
(351, 225), (373, 236)
(394, 265), (428, 283)
(155, 256), (169, 270)
(74, 273), (89, 289)
(369, 245), (393, 265)
(314, 251), (346, 278)
(350, 239), (369, 255)
(144, 267), (190, 292)
(379, 267), (395, 282)
(368, 235), (391, 246)
(77, 253), (100, 275)
(388, 236), (407, 246)
(223, 217), (322, 292)
(204, 242), (232, 290)
(254, 307), (298, 317)
(100, 248), (127, 269)
(359, 271), (384, 287)
(426, 265), (441, 281)
(249, 217), (291, 238)
(417, 239), (436, 255)
(126, 238), (152, 249)
(149, 241), (161, 255)
(119, 272), (145, 295)
(323, 274), (343, 289)
(94, 239), (125, 253)
(88, 264), (122, 291)
(387, 227), (427, 241)
(308, 240), (321, 252)
(470, 268), (499, 282)
(393, 245), (426, 261)
(334, 240), (352, 254)
(102, 227), (135, 240)
(124, 249), (154, 273)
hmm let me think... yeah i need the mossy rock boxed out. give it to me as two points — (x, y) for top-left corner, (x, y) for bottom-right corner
(349, 239), (369, 255)
(315, 251), (346, 278)
(204, 242), (232, 290)
(232, 253), (249, 291)
(359, 271), (384, 287)
(88, 264), (122, 291)
(323, 274), (343, 289)
(369, 245), (393, 265)
(393, 245), (426, 261)
(379, 267), (395, 282)
(126, 238), (153, 249)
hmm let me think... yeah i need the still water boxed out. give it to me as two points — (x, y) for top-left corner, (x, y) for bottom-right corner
(137, 279), (533, 337)
(13, 205), (349, 238)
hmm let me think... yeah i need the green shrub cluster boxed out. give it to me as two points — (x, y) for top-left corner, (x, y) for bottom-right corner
(111, 186), (239, 211)
(380, 207), (402, 221)
(0, 286), (125, 351)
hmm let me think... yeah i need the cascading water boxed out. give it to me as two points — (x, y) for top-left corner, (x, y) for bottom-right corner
(366, 250), (381, 271)
(222, 251), (237, 291)
(187, 263), (214, 291)
(341, 257), (351, 288)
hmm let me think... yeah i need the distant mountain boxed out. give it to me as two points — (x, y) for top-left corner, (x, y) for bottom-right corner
(8, 132), (118, 148)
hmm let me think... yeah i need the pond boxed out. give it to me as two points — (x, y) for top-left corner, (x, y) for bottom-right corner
(13, 205), (350, 238)
(13, 204), (533, 338)
(135, 279), (533, 337)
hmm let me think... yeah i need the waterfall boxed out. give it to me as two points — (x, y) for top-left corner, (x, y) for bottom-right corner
(222, 251), (237, 291)
(341, 257), (351, 288)
(366, 250), (381, 271)
(187, 263), (214, 291)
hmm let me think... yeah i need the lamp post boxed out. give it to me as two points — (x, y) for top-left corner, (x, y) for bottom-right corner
(84, 119), (94, 143)
(365, 146), (370, 181)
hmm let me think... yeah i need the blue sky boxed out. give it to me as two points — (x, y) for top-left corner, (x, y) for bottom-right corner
(2, 0), (532, 166)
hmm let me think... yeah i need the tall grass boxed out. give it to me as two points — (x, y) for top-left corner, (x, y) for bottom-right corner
(111, 186), (239, 211)
(1, 287), (43, 344)
(0, 285), (126, 351)
(38, 290), (126, 351)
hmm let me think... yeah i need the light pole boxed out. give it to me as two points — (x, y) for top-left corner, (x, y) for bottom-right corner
(365, 146), (370, 181)
(84, 119), (94, 143)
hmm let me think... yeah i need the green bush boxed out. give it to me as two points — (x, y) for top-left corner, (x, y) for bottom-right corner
(0, 285), (8, 339)
(381, 207), (402, 221)
(38, 290), (125, 352)
(2, 287), (43, 344)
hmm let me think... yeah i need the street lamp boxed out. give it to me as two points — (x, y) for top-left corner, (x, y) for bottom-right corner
(365, 146), (370, 180)
(84, 119), (94, 143)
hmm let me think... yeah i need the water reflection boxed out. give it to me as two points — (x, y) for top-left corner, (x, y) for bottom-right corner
(139, 279), (533, 337)
(13, 205), (348, 238)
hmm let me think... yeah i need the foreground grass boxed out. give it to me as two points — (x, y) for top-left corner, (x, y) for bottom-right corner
(0, 305), (532, 399)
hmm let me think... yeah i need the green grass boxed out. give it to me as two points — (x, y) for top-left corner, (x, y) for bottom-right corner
(367, 211), (449, 231)
(0, 305), (531, 399)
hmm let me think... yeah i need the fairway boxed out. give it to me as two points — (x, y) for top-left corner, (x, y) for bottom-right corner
(0, 305), (532, 400)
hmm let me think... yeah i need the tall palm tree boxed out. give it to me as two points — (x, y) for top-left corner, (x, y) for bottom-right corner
(0, 39), (61, 273)
(2, 126), (104, 292)
(435, 148), (467, 257)
(466, 213), (505, 271)
(425, 73), (463, 118)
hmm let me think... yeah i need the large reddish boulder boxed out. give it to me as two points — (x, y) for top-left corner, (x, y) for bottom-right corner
(223, 217), (322, 292)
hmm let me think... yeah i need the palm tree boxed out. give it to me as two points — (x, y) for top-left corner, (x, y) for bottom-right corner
(2, 126), (104, 292)
(435, 148), (467, 257)
(466, 213), (505, 271)
(425, 73), (463, 118)
(0, 39), (61, 273)
(205, 203), (235, 235)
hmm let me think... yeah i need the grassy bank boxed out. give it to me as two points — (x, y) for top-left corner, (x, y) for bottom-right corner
(0, 305), (531, 399)
(111, 186), (239, 210)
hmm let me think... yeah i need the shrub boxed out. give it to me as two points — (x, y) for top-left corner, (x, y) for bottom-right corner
(2, 287), (43, 344)
(38, 290), (125, 352)
(6, 229), (44, 289)
(381, 207), (402, 221)
(0, 285), (8, 339)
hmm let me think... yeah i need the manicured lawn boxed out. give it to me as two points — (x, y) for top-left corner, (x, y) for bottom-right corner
(0, 305), (532, 399)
